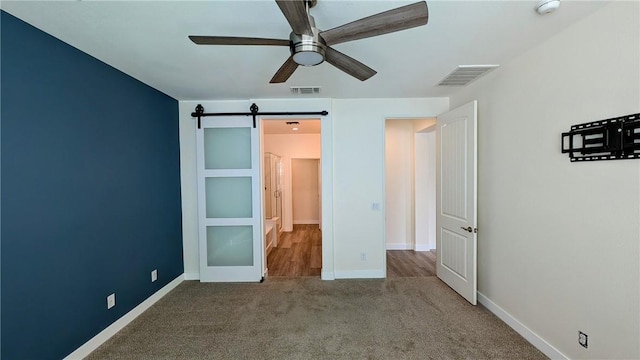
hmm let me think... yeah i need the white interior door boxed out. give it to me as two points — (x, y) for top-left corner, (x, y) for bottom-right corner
(436, 101), (478, 304)
(197, 116), (262, 282)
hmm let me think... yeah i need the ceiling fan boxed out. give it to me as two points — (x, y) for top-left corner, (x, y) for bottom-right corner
(189, 0), (429, 83)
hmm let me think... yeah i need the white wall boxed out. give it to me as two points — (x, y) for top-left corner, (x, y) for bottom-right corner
(332, 98), (449, 278)
(415, 129), (436, 251)
(385, 119), (436, 251)
(450, 3), (640, 359)
(385, 120), (415, 250)
(181, 98), (448, 281)
(291, 159), (320, 224)
(263, 133), (321, 231)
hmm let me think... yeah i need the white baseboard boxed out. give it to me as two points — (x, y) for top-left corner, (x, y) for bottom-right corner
(64, 275), (184, 360)
(334, 269), (385, 279)
(321, 271), (335, 280)
(184, 272), (200, 280)
(293, 220), (319, 224)
(414, 244), (435, 252)
(386, 243), (412, 250)
(477, 292), (568, 360)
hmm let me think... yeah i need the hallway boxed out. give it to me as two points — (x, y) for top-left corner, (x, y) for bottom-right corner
(267, 224), (322, 277)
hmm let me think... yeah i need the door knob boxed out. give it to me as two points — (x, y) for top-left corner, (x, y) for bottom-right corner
(460, 226), (473, 233)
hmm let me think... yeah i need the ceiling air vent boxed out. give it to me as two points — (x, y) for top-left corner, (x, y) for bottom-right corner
(437, 65), (499, 86)
(290, 86), (321, 95)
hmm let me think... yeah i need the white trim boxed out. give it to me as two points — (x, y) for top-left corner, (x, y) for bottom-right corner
(386, 243), (413, 250)
(477, 292), (568, 360)
(334, 269), (385, 279)
(184, 272), (200, 280)
(64, 275), (184, 360)
(414, 244), (435, 252)
(249, 98), (334, 284)
(293, 220), (320, 225)
(321, 271), (335, 280)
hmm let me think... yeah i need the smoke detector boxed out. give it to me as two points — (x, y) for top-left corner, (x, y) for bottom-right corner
(536, 0), (560, 15)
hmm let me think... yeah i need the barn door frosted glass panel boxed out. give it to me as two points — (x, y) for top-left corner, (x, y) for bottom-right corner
(205, 177), (252, 218)
(204, 127), (251, 169)
(207, 226), (253, 266)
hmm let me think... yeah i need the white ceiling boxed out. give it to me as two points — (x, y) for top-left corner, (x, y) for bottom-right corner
(1, 1), (608, 101)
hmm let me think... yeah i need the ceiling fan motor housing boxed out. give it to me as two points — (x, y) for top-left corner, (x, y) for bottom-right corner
(289, 15), (326, 66)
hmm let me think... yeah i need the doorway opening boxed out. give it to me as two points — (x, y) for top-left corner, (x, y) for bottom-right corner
(261, 118), (322, 277)
(384, 118), (437, 277)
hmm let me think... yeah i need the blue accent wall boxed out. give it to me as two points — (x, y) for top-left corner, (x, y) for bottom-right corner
(1, 11), (184, 359)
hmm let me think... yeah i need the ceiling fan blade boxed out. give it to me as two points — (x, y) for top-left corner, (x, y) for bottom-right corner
(319, 1), (428, 46)
(325, 47), (377, 81)
(189, 35), (290, 46)
(276, 0), (313, 36)
(270, 56), (299, 83)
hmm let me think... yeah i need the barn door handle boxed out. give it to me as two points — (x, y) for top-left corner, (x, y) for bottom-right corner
(460, 226), (473, 233)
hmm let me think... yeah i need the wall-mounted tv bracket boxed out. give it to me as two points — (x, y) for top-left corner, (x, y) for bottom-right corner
(561, 113), (640, 162)
(191, 103), (328, 129)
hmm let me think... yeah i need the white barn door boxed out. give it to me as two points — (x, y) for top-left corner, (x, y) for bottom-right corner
(436, 101), (478, 304)
(196, 116), (263, 282)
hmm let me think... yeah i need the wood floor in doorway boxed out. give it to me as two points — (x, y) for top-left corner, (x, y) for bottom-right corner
(387, 250), (437, 278)
(267, 225), (436, 278)
(267, 224), (322, 277)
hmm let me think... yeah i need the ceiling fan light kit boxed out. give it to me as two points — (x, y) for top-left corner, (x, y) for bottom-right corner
(293, 51), (324, 66)
(290, 29), (326, 66)
(189, 0), (429, 83)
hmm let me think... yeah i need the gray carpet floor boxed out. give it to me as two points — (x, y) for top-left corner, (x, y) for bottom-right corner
(87, 277), (547, 360)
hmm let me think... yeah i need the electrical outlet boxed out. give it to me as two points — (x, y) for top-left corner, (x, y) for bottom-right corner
(578, 331), (588, 348)
(360, 252), (367, 261)
(371, 203), (381, 211)
(107, 293), (116, 309)
(151, 269), (158, 282)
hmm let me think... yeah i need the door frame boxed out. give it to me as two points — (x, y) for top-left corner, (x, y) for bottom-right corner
(382, 118), (437, 261)
(256, 99), (333, 280)
(381, 104), (478, 305)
